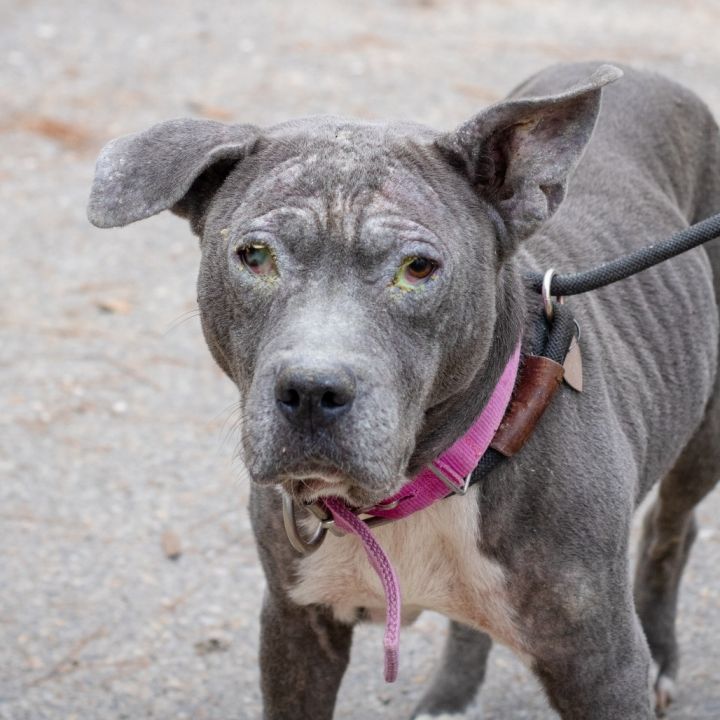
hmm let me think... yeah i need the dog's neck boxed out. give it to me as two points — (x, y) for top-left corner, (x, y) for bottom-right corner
(406, 260), (526, 476)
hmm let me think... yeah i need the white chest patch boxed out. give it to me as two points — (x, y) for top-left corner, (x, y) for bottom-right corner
(289, 488), (526, 653)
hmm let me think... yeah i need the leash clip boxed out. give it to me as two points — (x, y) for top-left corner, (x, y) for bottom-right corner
(541, 268), (562, 321)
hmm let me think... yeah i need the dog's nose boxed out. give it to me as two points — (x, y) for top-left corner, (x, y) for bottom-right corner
(275, 365), (356, 428)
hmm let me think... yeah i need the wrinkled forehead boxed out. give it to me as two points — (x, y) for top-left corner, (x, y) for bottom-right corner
(234, 121), (450, 245)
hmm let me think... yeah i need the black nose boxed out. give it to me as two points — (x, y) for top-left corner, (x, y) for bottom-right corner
(275, 365), (356, 429)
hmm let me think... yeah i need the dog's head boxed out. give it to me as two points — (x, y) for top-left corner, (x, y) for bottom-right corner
(88, 66), (619, 507)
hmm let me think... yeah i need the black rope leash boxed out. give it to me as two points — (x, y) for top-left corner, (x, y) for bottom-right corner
(525, 212), (720, 297)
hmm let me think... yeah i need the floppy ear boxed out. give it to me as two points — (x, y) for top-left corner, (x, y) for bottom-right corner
(435, 64), (622, 251)
(87, 118), (260, 235)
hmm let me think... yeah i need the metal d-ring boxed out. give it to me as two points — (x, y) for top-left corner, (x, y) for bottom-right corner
(542, 268), (558, 322)
(282, 492), (328, 555)
(281, 492), (408, 553)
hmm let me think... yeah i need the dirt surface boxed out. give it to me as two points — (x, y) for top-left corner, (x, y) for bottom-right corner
(2, 1), (720, 718)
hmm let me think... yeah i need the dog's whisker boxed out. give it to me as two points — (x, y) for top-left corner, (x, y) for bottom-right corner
(163, 308), (201, 335)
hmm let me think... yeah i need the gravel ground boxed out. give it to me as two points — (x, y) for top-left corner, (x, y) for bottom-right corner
(1, 1), (720, 718)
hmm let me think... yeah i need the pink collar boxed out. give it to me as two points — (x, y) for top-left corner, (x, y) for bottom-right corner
(323, 342), (521, 682)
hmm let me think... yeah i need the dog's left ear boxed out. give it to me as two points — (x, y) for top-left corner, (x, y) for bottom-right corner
(87, 119), (261, 235)
(435, 64), (622, 252)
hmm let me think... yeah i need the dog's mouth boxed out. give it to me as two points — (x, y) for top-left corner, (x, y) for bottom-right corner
(278, 463), (391, 508)
(280, 466), (353, 504)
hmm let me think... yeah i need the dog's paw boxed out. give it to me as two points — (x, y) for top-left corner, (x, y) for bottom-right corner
(654, 674), (676, 717)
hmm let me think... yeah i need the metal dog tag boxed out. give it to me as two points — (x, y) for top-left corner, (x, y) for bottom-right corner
(563, 336), (583, 392)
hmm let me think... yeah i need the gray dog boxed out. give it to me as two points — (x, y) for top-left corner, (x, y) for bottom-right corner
(88, 62), (720, 719)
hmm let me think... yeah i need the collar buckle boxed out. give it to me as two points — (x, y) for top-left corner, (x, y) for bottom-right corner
(426, 462), (472, 496)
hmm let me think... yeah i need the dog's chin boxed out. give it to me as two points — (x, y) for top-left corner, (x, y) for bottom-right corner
(275, 469), (403, 509)
(247, 451), (408, 507)
(282, 474), (350, 504)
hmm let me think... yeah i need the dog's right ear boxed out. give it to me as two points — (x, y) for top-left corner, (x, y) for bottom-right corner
(435, 65), (622, 255)
(87, 119), (261, 235)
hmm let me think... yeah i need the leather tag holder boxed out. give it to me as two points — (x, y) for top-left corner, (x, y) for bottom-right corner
(490, 355), (565, 457)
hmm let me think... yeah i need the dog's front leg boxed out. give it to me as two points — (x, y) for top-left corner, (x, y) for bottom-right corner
(528, 596), (653, 719)
(259, 590), (353, 720)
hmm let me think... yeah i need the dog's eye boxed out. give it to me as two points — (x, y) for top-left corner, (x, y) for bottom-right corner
(394, 256), (438, 289)
(237, 244), (277, 276)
